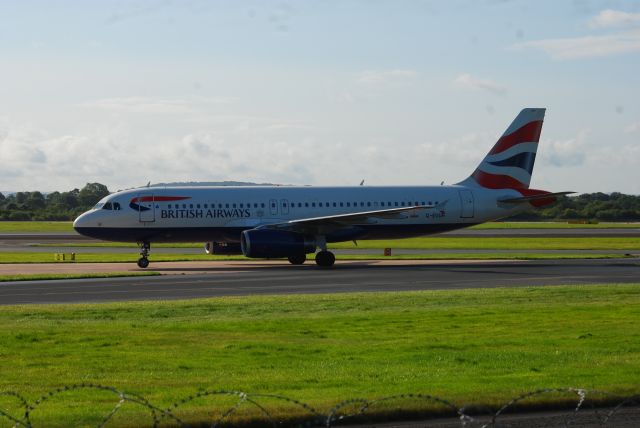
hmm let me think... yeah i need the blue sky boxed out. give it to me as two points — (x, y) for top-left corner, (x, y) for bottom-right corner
(1, 0), (639, 194)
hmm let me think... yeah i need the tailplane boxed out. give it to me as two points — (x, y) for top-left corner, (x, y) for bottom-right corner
(459, 108), (545, 189)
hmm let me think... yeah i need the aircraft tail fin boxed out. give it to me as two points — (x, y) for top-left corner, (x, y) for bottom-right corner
(459, 108), (545, 189)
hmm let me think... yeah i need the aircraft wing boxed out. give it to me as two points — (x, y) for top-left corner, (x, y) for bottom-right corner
(257, 203), (443, 235)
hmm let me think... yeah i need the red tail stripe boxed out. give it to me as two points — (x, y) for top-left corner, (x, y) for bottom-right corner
(472, 170), (527, 189)
(489, 120), (543, 155)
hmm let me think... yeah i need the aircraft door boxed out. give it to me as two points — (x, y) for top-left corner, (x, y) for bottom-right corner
(269, 199), (278, 216)
(458, 190), (474, 218)
(280, 199), (289, 215)
(137, 194), (156, 222)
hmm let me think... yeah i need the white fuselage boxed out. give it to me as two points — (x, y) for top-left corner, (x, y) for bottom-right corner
(73, 184), (527, 244)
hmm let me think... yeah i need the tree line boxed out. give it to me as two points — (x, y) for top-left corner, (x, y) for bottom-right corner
(0, 184), (638, 221)
(513, 192), (640, 221)
(0, 183), (110, 221)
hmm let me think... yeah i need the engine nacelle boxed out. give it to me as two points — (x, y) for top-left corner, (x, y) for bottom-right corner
(204, 242), (243, 255)
(241, 229), (315, 258)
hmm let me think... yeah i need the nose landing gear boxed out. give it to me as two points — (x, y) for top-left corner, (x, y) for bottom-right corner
(138, 242), (151, 268)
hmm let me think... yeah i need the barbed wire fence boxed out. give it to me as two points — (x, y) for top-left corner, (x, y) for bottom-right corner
(1, 384), (639, 427)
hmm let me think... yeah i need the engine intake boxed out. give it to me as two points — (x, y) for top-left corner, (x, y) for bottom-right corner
(241, 229), (315, 258)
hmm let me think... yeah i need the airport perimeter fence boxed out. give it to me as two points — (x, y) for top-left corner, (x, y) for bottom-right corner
(1, 384), (639, 427)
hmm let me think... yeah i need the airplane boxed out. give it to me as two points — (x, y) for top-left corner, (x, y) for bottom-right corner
(73, 108), (572, 268)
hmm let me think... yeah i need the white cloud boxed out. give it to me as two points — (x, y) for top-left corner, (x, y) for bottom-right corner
(356, 69), (418, 85)
(453, 73), (507, 95)
(418, 132), (491, 167)
(81, 96), (237, 115)
(515, 29), (640, 59)
(539, 132), (589, 167)
(589, 9), (640, 28)
(624, 121), (640, 134)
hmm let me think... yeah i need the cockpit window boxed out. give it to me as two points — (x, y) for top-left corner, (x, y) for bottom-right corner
(94, 202), (105, 210)
(113, 202), (121, 210)
(103, 202), (113, 210)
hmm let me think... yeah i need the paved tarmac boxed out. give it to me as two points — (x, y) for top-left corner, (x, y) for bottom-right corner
(1, 258), (638, 305)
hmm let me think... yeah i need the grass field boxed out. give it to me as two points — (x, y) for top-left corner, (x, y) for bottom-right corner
(0, 251), (629, 264)
(1, 285), (639, 427)
(0, 221), (639, 234)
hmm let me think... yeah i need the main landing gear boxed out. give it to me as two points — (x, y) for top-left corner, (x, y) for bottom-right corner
(287, 254), (306, 265)
(286, 251), (335, 267)
(137, 242), (150, 268)
(315, 250), (335, 268)
(314, 235), (335, 268)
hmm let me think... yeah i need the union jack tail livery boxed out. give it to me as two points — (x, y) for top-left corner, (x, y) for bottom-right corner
(461, 108), (545, 190)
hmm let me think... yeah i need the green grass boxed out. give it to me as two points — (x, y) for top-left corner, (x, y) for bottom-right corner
(331, 237), (640, 250)
(0, 221), (74, 232)
(0, 285), (638, 426)
(32, 236), (640, 251)
(469, 221), (640, 229)
(0, 272), (160, 282)
(0, 251), (631, 264)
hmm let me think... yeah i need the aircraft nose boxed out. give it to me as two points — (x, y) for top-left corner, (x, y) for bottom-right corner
(73, 211), (92, 232)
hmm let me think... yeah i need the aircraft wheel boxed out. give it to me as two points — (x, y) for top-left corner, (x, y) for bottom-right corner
(315, 251), (335, 268)
(137, 257), (150, 268)
(288, 254), (306, 265)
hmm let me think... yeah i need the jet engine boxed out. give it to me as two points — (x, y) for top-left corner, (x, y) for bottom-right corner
(241, 229), (315, 258)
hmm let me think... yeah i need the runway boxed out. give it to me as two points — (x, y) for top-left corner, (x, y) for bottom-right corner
(0, 258), (637, 305)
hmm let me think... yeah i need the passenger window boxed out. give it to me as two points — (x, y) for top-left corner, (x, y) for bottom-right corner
(197, 204), (201, 209)
(182, 204), (187, 209)
(381, 202), (385, 207)
(298, 203), (302, 208)
(340, 202), (344, 207)
(333, 202), (337, 207)
(240, 204), (243, 208)
(346, 202), (350, 207)
(168, 204), (172, 209)
(319, 202), (323, 207)
(226, 204), (229, 208)
(305, 202), (309, 207)
(190, 204), (193, 209)
(367, 202), (371, 207)
(312, 202), (316, 207)
(261, 203), (265, 208)
(360, 202), (364, 207)
(254, 203), (258, 208)
(233, 204), (237, 208)
(326, 202), (329, 207)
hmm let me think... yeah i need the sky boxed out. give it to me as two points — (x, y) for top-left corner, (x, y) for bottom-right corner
(0, 0), (639, 194)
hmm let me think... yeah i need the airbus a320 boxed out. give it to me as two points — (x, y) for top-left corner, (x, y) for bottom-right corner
(74, 108), (571, 268)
